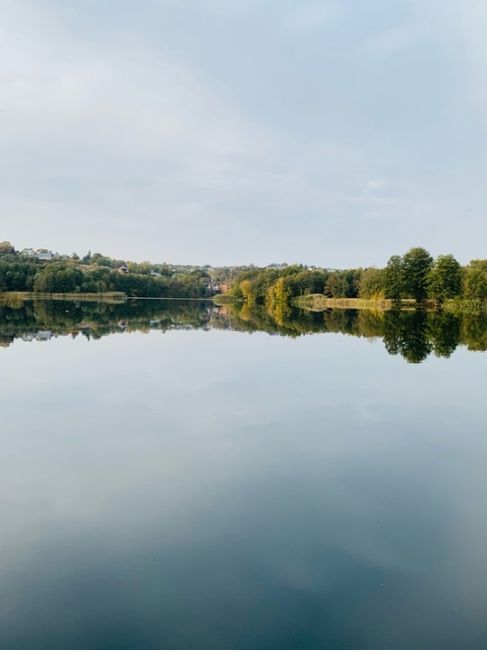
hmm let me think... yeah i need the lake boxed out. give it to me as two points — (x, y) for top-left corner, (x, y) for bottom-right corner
(0, 299), (486, 649)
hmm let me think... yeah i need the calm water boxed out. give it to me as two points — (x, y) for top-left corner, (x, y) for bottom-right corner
(0, 300), (486, 649)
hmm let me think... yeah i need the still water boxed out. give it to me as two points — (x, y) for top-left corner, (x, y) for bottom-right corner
(0, 300), (486, 649)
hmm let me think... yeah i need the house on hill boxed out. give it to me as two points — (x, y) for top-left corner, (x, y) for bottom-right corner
(36, 249), (55, 261)
(118, 265), (129, 274)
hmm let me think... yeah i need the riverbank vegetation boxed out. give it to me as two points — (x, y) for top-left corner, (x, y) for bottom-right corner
(294, 296), (395, 311)
(227, 248), (487, 313)
(1, 241), (485, 312)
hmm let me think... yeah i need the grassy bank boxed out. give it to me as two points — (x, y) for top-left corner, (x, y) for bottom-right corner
(294, 294), (487, 314)
(294, 295), (394, 311)
(0, 291), (127, 304)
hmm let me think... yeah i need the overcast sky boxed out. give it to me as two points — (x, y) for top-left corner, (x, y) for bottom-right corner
(1, 0), (486, 266)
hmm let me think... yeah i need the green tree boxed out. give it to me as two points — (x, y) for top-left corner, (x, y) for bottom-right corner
(33, 264), (84, 293)
(359, 267), (385, 298)
(384, 255), (404, 304)
(428, 254), (462, 303)
(325, 272), (348, 297)
(463, 261), (487, 300)
(402, 247), (433, 303)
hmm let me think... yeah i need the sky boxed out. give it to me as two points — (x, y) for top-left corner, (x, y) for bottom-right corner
(1, 0), (486, 267)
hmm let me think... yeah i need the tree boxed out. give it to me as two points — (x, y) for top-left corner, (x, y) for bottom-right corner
(384, 255), (404, 304)
(325, 272), (347, 297)
(0, 241), (14, 254)
(267, 277), (292, 304)
(33, 264), (84, 293)
(428, 254), (462, 302)
(402, 247), (433, 303)
(463, 261), (487, 300)
(359, 267), (385, 298)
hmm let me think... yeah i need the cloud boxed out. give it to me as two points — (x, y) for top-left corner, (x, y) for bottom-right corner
(0, 0), (486, 265)
(0, 3), (285, 254)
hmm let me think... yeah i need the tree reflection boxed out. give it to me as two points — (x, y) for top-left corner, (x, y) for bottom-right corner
(0, 298), (485, 364)
(428, 312), (461, 358)
(383, 310), (433, 363)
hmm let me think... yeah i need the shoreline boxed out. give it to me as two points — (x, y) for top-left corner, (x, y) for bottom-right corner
(0, 291), (127, 303)
(0, 291), (215, 304)
(293, 294), (487, 314)
(0, 292), (485, 314)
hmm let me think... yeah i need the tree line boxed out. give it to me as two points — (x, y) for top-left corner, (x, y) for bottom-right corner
(228, 247), (487, 307)
(1, 241), (485, 305)
(0, 243), (212, 298)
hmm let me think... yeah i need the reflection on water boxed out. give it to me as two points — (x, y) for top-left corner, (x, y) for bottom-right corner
(0, 298), (486, 649)
(0, 298), (485, 363)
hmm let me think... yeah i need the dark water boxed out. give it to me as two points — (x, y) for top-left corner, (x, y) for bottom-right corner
(0, 300), (486, 649)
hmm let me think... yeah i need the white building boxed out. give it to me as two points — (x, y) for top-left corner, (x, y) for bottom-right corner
(36, 249), (54, 261)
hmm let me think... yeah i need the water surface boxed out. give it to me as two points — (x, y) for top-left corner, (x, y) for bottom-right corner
(0, 300), (485, 649)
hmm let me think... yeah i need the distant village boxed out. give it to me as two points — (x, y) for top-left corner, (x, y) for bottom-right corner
(0, 241), (297, 296)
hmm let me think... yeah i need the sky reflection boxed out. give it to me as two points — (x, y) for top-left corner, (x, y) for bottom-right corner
(0, 329), (485, 648)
